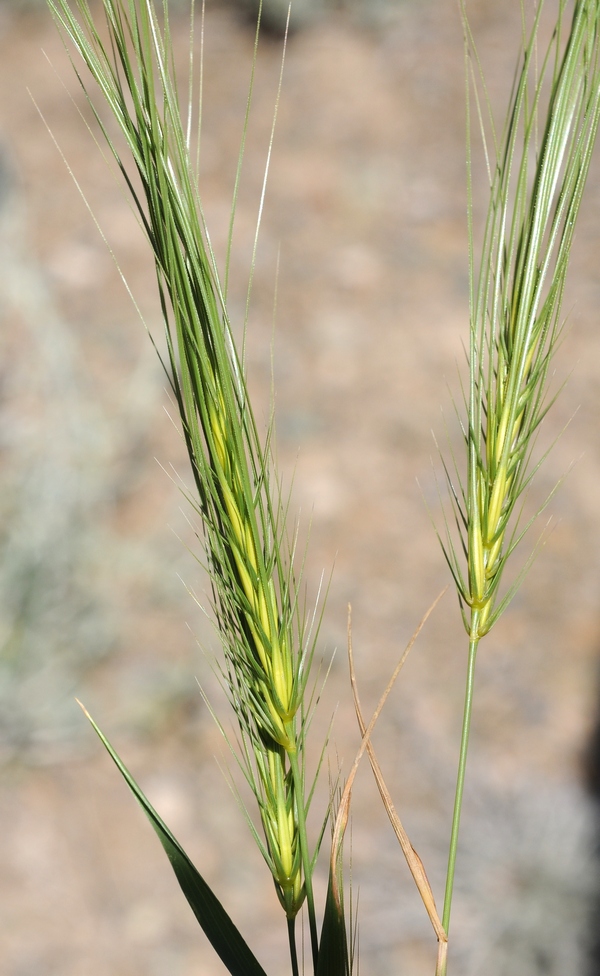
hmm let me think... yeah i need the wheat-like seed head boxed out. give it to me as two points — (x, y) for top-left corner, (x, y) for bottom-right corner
(49, 0), (322, 931)
(442, 0), (600, 641)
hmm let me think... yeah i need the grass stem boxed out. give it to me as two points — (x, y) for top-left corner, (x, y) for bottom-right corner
(287, 917), (300, 976)
(440, 617), (480, 957)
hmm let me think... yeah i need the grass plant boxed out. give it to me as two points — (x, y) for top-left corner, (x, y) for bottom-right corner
(44, 0), (600, 973)
(437, 5), (600, 970)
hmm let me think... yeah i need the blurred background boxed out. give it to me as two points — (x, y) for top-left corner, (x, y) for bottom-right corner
(1, 1), (600, 974)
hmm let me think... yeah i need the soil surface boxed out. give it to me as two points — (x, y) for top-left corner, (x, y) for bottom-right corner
(1, 2), (600, 975)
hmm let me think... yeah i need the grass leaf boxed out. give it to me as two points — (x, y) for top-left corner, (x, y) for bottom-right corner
(78, 702), (269, 976)
(316, 864), (350, 976)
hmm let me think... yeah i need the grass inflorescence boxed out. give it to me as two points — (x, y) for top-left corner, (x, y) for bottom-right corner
(48, 0), (326, 968)
(437, 3), (600, 969)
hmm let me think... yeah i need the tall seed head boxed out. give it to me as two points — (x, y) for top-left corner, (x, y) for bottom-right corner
(441, 0), (600, 641)
(48, 0), (324, 927)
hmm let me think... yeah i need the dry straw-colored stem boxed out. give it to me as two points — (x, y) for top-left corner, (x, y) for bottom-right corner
(347, 599), (448, 948)
(329, 593), (447, 954)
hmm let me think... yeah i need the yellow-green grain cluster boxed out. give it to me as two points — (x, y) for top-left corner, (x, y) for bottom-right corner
(443, 0), (600, 643)
(48, 0), (324, 952)
(203, 372), (309, 922)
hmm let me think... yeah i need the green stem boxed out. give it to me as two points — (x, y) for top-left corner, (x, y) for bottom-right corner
(287, 917), (300, 976)
(439, 616), (480, 971)
(287, 744), (319, 972)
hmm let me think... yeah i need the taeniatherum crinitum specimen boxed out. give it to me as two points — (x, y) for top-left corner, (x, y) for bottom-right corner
(45, 2), (600, 975)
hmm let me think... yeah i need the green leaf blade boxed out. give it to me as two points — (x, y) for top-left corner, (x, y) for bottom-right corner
(80, 704), (269, 976)
(316, 869), (350, 976)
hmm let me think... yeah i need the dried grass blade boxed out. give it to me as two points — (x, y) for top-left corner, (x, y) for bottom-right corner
(328, 591), (447, 930)
(347, 596), (447, 945)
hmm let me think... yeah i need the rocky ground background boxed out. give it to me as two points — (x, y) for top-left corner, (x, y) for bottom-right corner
(1, 1), (600, 974)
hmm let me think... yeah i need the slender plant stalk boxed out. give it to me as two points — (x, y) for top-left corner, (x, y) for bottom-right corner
(287, 917), (300, 976)
(438, 3), (600, 971)
(441, 628), (478, 936)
